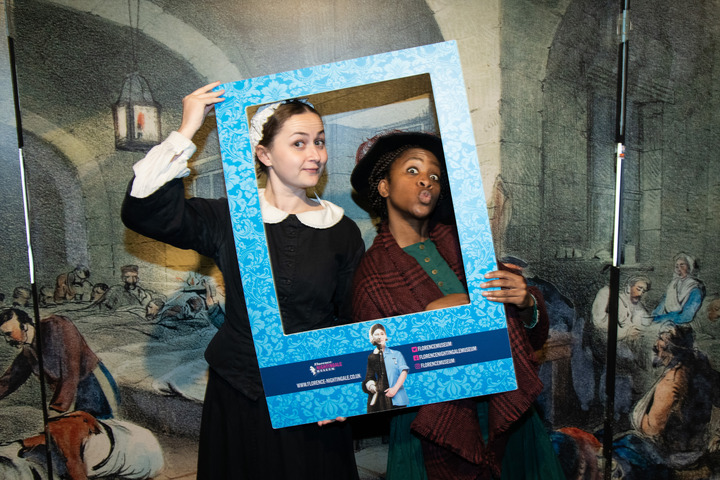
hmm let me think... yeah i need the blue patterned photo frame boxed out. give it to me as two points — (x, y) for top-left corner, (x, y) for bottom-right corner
(214, 41), (516, 428)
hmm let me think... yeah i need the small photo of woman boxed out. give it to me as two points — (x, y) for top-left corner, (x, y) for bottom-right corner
(362, 323), (409, 413)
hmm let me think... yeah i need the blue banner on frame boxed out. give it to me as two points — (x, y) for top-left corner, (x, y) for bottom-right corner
(260, 329), (512, 397)
(214, 41), (518, 428)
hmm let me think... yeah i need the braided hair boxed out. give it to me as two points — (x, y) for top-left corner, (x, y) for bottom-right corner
(367, 145), (413, 219)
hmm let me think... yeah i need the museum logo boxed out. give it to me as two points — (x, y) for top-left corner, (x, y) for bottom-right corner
(310, 361), (342, 376)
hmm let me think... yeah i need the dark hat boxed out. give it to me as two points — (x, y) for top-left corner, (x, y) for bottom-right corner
(351, 131), (446, 200)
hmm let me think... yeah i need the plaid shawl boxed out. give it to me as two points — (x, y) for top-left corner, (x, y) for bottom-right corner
(352, 222), (548, 479)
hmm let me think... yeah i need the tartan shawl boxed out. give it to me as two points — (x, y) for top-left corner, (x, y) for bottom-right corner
(351, 222), (548, 479)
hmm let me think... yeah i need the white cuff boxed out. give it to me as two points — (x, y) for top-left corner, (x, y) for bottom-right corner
(130, 131), (197, 198)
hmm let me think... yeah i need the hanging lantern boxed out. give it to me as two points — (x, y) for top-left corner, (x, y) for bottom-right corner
(112, 71), (161, 151)
(112, 0), (161, 152)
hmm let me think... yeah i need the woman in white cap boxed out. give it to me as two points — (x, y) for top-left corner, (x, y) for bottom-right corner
(122, 82), (364, 479)
(652, 252), (705, 324)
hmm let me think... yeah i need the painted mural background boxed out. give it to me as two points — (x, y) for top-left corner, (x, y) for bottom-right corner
(1, 0), (720, 478)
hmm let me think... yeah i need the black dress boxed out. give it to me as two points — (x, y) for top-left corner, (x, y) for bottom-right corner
(122, 179), (364, 480)
(363, 350), (393, 413)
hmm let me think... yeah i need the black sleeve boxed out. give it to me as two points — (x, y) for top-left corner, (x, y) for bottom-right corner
(362, 354), (378, 393)
(121, 178), (228, 259)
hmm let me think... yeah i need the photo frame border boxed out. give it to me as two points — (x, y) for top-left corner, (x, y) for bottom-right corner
(215, 41), (516, 427)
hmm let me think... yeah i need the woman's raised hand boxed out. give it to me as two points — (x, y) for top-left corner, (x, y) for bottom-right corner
(177, 81), (225, 140)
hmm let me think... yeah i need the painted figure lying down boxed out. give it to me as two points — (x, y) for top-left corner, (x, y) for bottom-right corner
(0, 411), (164, 480)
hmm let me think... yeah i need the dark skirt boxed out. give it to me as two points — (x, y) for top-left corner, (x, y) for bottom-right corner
(366, 352), (392, 413)
(197, 368), (359, 480)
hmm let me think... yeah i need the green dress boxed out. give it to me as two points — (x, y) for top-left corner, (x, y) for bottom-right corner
(386, 405), (565, 480)
(385, 240), (565, 480)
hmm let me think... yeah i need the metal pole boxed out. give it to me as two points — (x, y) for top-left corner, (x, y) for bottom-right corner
(603, 1), (630, 478)
(6, 26), (55, 480)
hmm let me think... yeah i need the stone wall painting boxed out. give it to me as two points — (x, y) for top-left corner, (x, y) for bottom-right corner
(1, 0), (720, 478)
(499, 0), (720, 477)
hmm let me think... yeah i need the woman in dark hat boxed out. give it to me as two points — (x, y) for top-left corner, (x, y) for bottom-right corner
(350, 131), (563, 480)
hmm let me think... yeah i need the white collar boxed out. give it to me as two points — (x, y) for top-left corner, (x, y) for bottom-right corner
(259, 188), (344, 229)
